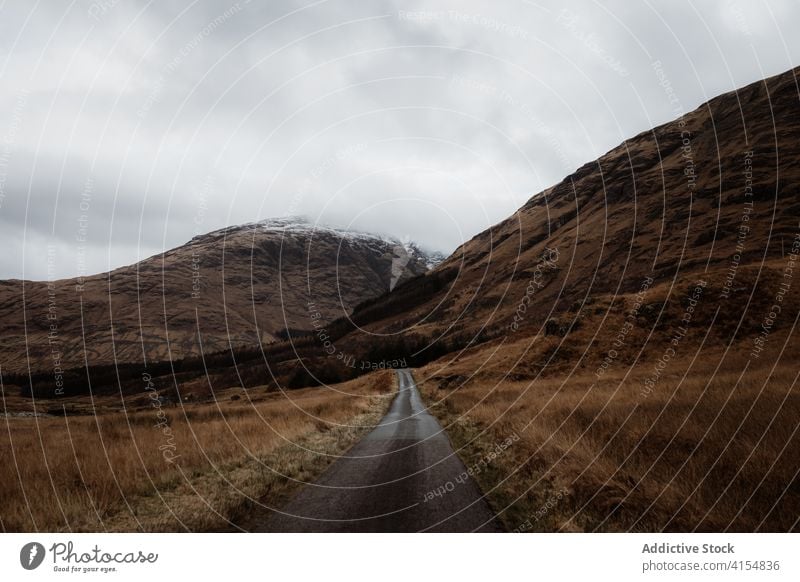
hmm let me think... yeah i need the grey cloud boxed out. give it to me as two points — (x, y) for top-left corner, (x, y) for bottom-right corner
(1, 0), (798, 279)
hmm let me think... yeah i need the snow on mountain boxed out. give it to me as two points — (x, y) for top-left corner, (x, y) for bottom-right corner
(253, 216), (446, 272)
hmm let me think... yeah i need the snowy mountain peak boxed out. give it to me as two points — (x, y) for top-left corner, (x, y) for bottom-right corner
(193, 216), (445, 274)
(253, 216), (446, 271)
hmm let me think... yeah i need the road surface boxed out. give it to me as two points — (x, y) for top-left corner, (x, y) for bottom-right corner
(250, 369), (502, 532)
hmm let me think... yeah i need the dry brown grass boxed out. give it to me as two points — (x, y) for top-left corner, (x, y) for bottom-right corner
(419, 331), (800, 533)
(1, 371), (395, 532)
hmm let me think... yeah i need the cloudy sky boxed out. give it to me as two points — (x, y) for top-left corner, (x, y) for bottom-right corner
(1, 0), (798, 280)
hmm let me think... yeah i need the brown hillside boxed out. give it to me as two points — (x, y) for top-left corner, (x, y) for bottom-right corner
(0, 219), (437, 374)
(325, 66), (800, 532)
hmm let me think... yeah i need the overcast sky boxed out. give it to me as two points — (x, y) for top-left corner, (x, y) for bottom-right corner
(1, 0), (798, 280)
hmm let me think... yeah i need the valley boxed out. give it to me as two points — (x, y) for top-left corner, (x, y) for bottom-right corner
(2, 65), (799, 533)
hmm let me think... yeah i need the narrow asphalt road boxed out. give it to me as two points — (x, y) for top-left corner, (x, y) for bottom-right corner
(251, 369), (502, 532)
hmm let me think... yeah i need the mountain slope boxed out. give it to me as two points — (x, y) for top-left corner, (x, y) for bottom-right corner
(319, 66), (800, 533)
(340, 66), (800, 352)
(0, 218), (441, 374)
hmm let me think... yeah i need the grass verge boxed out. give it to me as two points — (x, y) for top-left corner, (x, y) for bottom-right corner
(1, 371), (395, 532)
